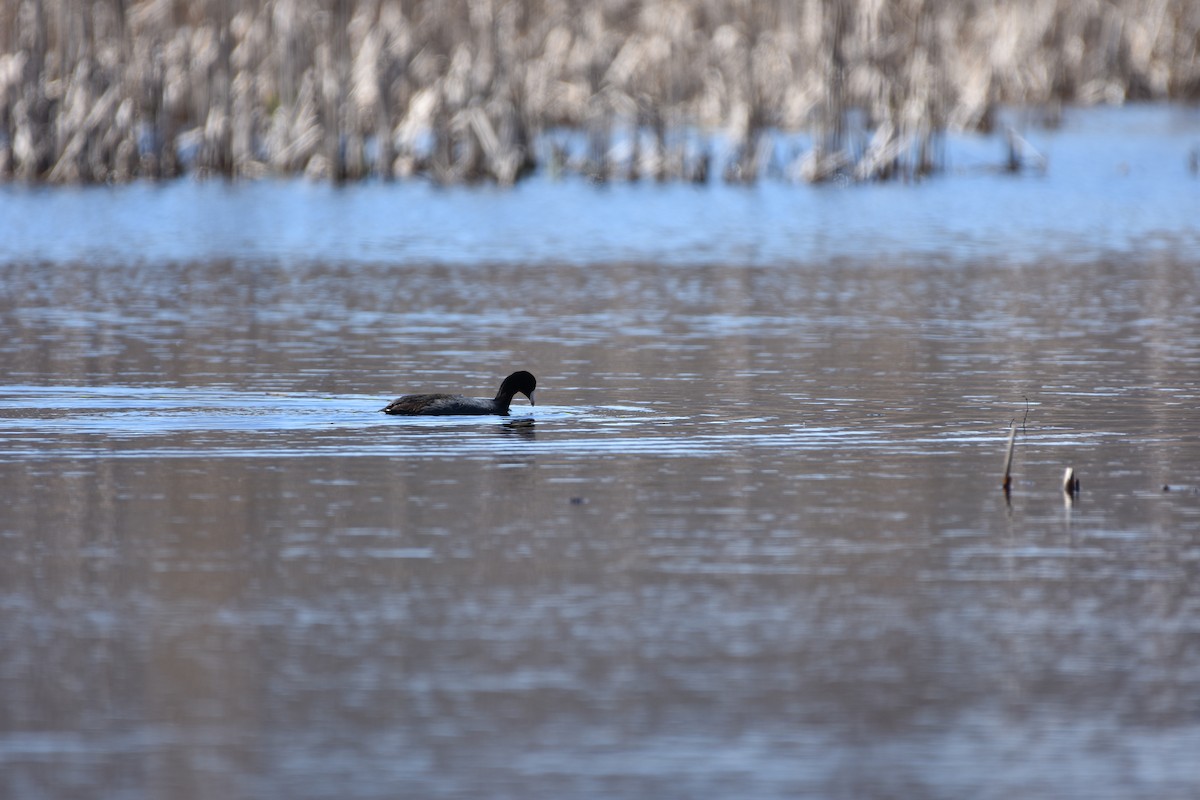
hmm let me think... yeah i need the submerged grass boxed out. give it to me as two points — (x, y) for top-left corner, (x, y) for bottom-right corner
(2, 0), (1198, 185)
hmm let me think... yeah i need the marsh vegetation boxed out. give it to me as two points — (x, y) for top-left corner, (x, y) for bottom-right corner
(2, 0), (1199, 184)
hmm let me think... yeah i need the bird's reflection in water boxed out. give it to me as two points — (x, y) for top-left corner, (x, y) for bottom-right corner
(499, 418), (536, 439)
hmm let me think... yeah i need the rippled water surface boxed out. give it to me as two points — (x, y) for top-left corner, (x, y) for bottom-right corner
(2, 107), (1200, 799)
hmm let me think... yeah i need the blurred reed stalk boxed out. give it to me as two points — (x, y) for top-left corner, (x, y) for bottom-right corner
(1, 0), (1197, 184)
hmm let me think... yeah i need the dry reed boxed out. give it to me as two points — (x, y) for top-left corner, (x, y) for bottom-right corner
(2, 0), (1198, 184)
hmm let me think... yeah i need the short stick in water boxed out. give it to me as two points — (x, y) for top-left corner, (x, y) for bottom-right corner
(1001, 422), (1017, 491)
(1063, 467), (1080, 495)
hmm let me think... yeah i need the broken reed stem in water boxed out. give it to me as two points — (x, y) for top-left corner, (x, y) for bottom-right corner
(1001, 421), (1017, 492)
(2, 0), (1199, 185)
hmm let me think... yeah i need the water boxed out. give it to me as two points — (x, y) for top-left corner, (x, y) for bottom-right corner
(1, 106), (1199, 799)
(3, 105), (1199, 268)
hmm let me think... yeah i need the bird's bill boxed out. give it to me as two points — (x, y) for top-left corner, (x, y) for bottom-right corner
(527, 391), (536, 407)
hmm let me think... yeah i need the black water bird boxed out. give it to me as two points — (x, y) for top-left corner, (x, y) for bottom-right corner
(381, 371), (537, 416)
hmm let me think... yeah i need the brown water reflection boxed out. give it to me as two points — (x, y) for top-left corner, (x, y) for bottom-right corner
(1, 252), (1199, 798)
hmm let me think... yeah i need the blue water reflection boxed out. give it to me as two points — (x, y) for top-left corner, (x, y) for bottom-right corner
(3, 106), (1197, 267)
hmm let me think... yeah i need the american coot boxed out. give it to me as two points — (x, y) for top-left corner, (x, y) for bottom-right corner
(381, 371), (537, 416)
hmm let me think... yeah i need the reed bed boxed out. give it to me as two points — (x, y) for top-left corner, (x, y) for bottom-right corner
(2, 0), (1198, 184)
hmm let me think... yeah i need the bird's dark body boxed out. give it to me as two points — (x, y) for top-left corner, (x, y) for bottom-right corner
(380, 394), (502, 416)
(380, 371), (537, 416)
